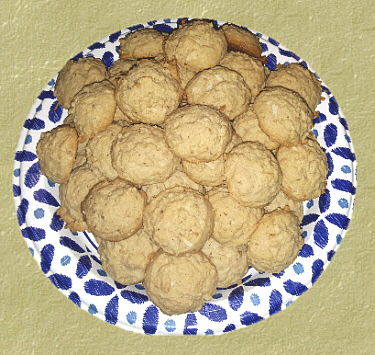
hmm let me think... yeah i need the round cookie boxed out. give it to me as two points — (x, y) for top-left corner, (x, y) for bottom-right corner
(119, 28), (166, 59)
(82, 179), (146, 242)
(57, 165), (103, 233)
(219, 51), (266, 98)
(164, 105), (232, 163)
(253, 86), (314, 146)
(143, 250), (218, 315)
(208, 186), (264, 247)
(266, 62), (322, 111)
(69, 80), (116, 142)
(276, 139), (328, 201)
(36, 124), (78, 184)
(115, 60), (181, 125)
(185, 66), (252, 120)
(72, 140), (89, 170)
(111, 124), (180, 185)
(164, 20), (227, 72)
(143, 187), (214, 255)
(247, 209), (304, 273)
(85, 123), (122, 180)
(224, 142), (282, 207)
(264, 190), (304, 222)
(202, 238), (249, 288)
(98, 228), (159, 285)
(233, 107), (280, 150)
(108, 58), (137, 85)
(54, 57), (108, 109)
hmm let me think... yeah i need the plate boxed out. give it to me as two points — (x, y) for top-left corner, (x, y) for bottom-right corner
(13, 18), (357, 335)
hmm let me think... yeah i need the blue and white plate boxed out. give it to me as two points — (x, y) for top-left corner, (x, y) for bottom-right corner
(13, 18), (357, 335)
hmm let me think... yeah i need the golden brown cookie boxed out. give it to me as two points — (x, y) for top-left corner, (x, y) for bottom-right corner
(72, 140), (88, 170)
(54, 57), (108, 109)
(264, 190), (304, 222)
(143, 187), (214, 255)
(143, 250), (218, 315)
(185, 66), (252, 120)
(276, 139), (328, 201)
(108, 58), (137, 84)
(247, 209), (304, 273)
(36, 125), (78, 184)
(112, 106), (134, 127)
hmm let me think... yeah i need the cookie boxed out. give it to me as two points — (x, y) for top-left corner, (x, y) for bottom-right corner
(224, 142), (282, 207)
(232, 107), (280, 150)
(115, 60), (181, 125)
(143, 187), (214, 255)
(264, 190), (304, 222)
(111, 124), (180, 185)
(36, 124), (78, 184)
(247, 209), (304, 273)
(57, 165), (103, 233)
(164, 105), (232, 162)
(112, 106), (134, 127)
(72, 140), (88, 170)
(82, 179), (146, 242)
(108, 58), (137, 84)
(164, 20), (227, 72)
(119, 28), (166, 59)
(185, 66), (252, 120)
(253, 86), (314, 146)
(276, 139), (328, 201)
(219, 51), (266, 98)
(143, 250), (217, 315)
(54, 57), (108, 109)
(266, 62), (322, 111)
(97, 227), (159, 285)
(202, 238), (249, 288)
(208, 186), (264, 247)
(69, 80), (116, 142)
(85, 123), (122, 180)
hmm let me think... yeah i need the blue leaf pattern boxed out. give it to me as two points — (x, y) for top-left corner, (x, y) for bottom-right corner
(69, 292), (81, 307)
(15, 150), (37, 162)
(301, 213), (320, 226)
(84, 279), (114, 296)
(60, 236), (85, 253)
(299, 244), (314, 258)
(243, 277), (271, 287)
(331, 147), (355, 161)
(312, 259), (324, 284)
(142, 305), (159, 335)
(183, 313), (197, 335)
(199, 303), (228, 322)
(76, 255), (92, 279)
(22, 226), (45, 241)
(240, 311), (264, 326)
(313, 219), (329, 249)
(228, 286), (244, 311)
(331, 179), (356, 194)
(49, 273), (72, 290)
(40, 244), (55, 274)
(324, 123), (338, 147)
(17, 198), (29, 226)
(105, 295), (119, 325)
(325, 213), (350, 230)
(50, 211), (64, 231)
(319, 189), (331, 213)
(120, 290), (149, 304)
(33, 188), (60, 207)
(283, 280), (308, 296)
(269, 289), (283, 315)
(25, 162), (41, 188)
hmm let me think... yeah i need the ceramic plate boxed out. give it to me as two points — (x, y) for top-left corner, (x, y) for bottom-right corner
(13, 18), (357, 335)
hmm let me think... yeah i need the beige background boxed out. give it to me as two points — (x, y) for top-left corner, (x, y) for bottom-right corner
(1, 0), (374, 354)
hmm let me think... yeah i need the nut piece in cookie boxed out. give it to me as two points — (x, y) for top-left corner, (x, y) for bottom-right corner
(54, 57), (108, 109)
(224, 142), (282, 208)
(253, 86), (314, 146)
(266, 62), (322, 112)
(143, 187), (214, 255)
(119, 28), (166, 59)
(82, 179), (146, 242)
(164, 105), (232, 163)
(208, 186), (264, 247)
(97, 228), (159, 285)
(276, 139), (328, 201)
(264, 190), (304, 222)
(165, 20), (227, 72)
(69, 80), (116, 142)
(111, 124), (180, 185)
(143, 250), (218, 315)
(202, 238), (249, 288)
(115, 60), (181, 125)
(185, 66), (252, 120)
(36, 125), (78, 184)
(247, 209), (304, 273)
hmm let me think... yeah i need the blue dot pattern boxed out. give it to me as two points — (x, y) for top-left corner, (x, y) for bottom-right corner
(12, 18), (356, 335)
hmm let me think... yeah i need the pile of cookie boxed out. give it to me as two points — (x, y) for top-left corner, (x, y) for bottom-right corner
(36, 19), (328, 316)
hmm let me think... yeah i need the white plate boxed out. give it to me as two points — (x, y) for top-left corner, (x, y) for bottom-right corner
(13, 18), (357, 335)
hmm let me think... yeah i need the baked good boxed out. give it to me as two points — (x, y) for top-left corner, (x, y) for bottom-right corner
(143, 250), (218, 315)
(164, 104), (232, 162)
(97, 227), (159, 285)
(54, 57), (108, 109)
(202, 238), (248, 288)
(208, 186), (264, 247)
(69, 80), (116, 142)
(185, 66), (252, 120)
(253, 86), (314, 146)
(36, 124), (78, 184)
(224, 142), (282, 207)
(276, 138), (328, 201)
(112, 106), (133, 127)
(247, 209), (304, 273)
(111, 124), (180, 185)
(115, 60), (181, 125)
(108, 58), (137, 84)
(164, 20), (227, 72)
(143, 187), (214, 255)
(264, 190), (304, 222)
(72, 140), (88, 170)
